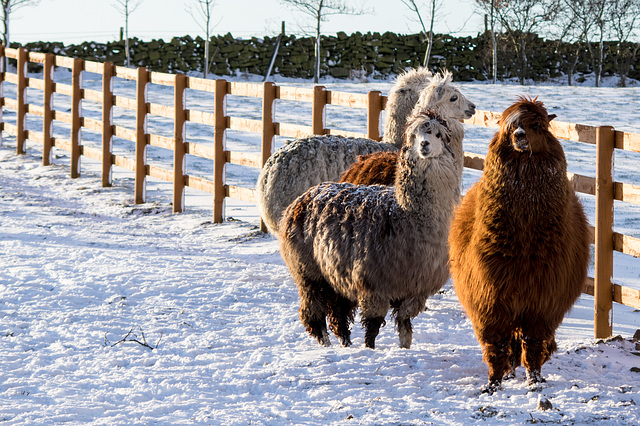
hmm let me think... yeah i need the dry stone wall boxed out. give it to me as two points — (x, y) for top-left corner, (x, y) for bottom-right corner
(16, 31), (640, 82)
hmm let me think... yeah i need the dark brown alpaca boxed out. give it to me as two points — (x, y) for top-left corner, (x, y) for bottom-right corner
(339, 151), (399, 185)
(448, 97), (590, 394)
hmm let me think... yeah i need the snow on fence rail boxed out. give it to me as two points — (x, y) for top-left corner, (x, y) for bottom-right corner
(0, 46), (638, 339)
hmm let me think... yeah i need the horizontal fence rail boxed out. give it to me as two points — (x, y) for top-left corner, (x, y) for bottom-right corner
(0, 46), (638, 339)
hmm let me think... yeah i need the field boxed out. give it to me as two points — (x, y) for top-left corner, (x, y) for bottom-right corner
(1, 72), (639, 424)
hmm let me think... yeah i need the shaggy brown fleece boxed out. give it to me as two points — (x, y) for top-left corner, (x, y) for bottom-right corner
(339, 151), (399, 186)
(448, 97), (590, 394)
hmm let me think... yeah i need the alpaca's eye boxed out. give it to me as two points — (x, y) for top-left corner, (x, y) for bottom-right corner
(450, 95), (458, 102)
(532, 123), (539, 131)
(436, 133), (442, 139)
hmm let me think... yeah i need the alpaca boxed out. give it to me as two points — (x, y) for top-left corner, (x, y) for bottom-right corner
(279, 110), (461, 349)
(339, 71), (475, 185)
(448, 97), (590, 394)
(256, 67), (434, 237)
(383, 67), (436, 148)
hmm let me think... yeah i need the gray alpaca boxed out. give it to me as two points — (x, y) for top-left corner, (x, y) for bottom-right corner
(279, 109), (461, 349)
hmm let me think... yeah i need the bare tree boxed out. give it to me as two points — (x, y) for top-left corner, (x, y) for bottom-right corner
(590, 0), (607, 87)
(489, 0), (555, 85)
(187, 0), (217, 79)
(279, 0), (370, 83)
(400, 0), (440, 69)
(545, 0), (581, 85)
(607, 0), (640, 87)
(474, 1), (508, 84)
(559, 0), (608, 87)
(113, 0), (143, 67)
(1, 0), (39, 48)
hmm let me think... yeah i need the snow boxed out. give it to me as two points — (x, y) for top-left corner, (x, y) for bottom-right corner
(1, 72), (640, 424)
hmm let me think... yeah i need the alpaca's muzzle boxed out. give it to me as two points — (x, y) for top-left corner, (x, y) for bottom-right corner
(513, 127), (529, 151)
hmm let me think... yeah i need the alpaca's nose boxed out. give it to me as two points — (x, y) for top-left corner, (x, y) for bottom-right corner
(514, 127), (526, 138)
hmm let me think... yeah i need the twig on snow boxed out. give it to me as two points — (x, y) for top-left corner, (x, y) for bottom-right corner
(104, 326), (163, 350)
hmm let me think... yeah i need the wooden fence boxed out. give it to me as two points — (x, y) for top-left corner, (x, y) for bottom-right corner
(0, 46), (639, 339)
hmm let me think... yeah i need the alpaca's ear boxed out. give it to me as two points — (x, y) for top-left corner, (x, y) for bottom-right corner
(548, 114), (557, 122)
(434, 85), (445, 101)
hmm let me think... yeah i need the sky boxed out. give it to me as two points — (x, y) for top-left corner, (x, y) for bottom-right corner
(8, 0), (485, 45)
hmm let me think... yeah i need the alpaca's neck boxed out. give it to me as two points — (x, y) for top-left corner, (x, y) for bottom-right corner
(394, 154), (461, 217)
(482, 138), (569, 221)
(383, 111), (408, 148)
(447, 119), (465, 174)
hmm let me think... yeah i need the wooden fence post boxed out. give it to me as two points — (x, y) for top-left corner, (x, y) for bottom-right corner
(312, 85), (326, 135)
(16, 47), (27, 154)
(367, 90), (382, 141)
(135, 66), (149, 204)
(101, 61), (114, 187)
(213, 79), (227, 223)
(0, 44), (5, 148)
(70, 57), (83, 178)
(594, 125), (615, 339)
(173, 73), (187, 213)
(42, 53), (54, 166)
(260, 81), (276, 232)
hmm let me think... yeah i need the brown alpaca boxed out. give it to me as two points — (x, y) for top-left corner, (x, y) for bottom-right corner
(448, 97), (590, 394)
(339, 151), (398, 185)
(280, 110), (461, 349)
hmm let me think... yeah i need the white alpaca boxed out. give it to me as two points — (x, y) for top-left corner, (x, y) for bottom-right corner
(256, 67), (434, 237)
(340, 71), (476, 185)
(412, 71), (475, 176)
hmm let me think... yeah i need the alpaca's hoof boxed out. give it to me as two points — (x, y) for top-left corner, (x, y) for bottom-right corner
(399, 339), (411, 349)
(503, 369), (517, 381)
(526, 369), (545, 386)
(339, 336), (352, 347)
(318, 330), (331, 347)
(481, 380), (501, 395)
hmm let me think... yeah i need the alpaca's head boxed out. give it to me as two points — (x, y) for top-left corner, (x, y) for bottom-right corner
(386, 67), (433, 119)
(415, 71), (476, 120)
(499, 96), (557, 153)
(403, 109), (453, 159)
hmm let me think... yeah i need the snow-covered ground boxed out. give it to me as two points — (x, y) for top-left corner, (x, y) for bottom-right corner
(1, 72), (640, 424)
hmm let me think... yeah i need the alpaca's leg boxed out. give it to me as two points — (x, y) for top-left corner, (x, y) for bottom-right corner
(541, 336), (557, 365)
(328, 295), (356, 347)
(297, 279), (333, 347)
(362, 316), (386, 349)
(504, 331), (522, 380)
(522, 335), (557, 386)
(478, 328), (513, 394)
(521, 336), (546, 386)
(359, 292), (388, 349)
(521, 324), (557, 386)
(391, 298), (424, 349)
(396, 317), (412, 349)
